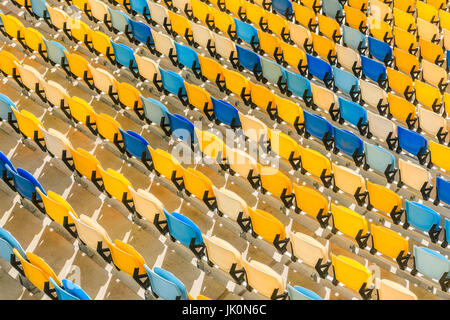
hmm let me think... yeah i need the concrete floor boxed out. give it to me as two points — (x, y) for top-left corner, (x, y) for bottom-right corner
(0, 1), (448, 300)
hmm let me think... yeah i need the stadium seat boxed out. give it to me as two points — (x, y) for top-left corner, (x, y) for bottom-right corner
(260, 166), (294, 208)
(311, 33), (337, 65)
(289, 23), (313, 53)
(289, 231), (330, 277)
(284, 69), (312, 105)
(421, 59), (448, 93)
(242, 258), (287, 299)
(129, 19), (153, 47)
(287, 284), (322, 300)
(416, 0), (439, 23)
(0, 152), (18, 191)
(110, 42), (139, 76)
(42, 40), (67, 66)
(235, 18), (259, 50)
(145, 266), (189, 300)
(376, 278), (417, 300)
(330, 204), (369, 248)
(269, 130), (302, 168)
(299, 146), (333, 187)
(343, 25), (367, 54)
(368, 36), (393, 66)
(332, 66), (360, 101)
(366, 180), (403, 223)
(182, 168), (215, 210)
(46, 6), (69, 30)
(387, 93), (417, 130)
(272, 0), (293, 17)
(412, 246), (450, 291)
(336, 44), (362, 77)
(398, 158), (433, 199)
(397, 124), (429, 162)
(293, 184), (330, 227)
(332, 163), (368, 206)
(128, 187), (167, 233)
(417, 107), (448, 143)
(405, 201), (441, 241)
(266, 11), (290, 41)
(387, 68), (414, 102)
(417, 18), (440, 43)
(49, 278), (91, 300)
(369, 18), (393, 44)
(174, 42), (201, 78)
(393, 7), (416, 32)
(363, 142), (396, 182)
(90, 31), (115, 62)
(333, 127), (365, 166)
(109, 7), (130, 33)
(344, 5), (367, 33)
(419, 39), (445, 66)
(370, 224), (410, 269)
(331, 254), (374, 299)
(435, 176), (450, 207)
(393, 27), (418, 56)
(360, 55), (387, 88)
(366, 111), (397, 148)
(293, 3), (317, 31)
(68, 147), (104, 190)
(203, 235), (245, 283)
(303, 110), (334, 150)
(317, 13), (342, 42)
(310, 84), (339, 120)
(0, 93), (16, 121)
(0, 227), (26, 267)
(429, 141), (450, 171)
(306, 53), (333, 88)
(337, 97), (368, 135)
(10, 109), (46, 150)
(280, 41), (308, 75)
(359, 79), (388, 112)
(393, 0), (415, 13)
(98, 166), (134, 212)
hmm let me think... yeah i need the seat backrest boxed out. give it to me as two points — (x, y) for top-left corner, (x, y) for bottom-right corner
(376, 278), (417, 300)
(71, 213), (109, 251)
(9, 167), (46, 201)
(145, 265), (188, 300)
(235, 18), (258, 46)
(284, 69), (312, 99)
(128, 187), (163, 223)
(306, 53), (332, 82)
(110, 42), (137, 68)
(243, 258), (285, 299)
(49, 277), (80, 300)
(119, 128), (150, 159)
(332, 66), (359, 95)
(331, 204), (368, 239)
(289, 230), (328, 267)
(299, 146), (332, 178)
(248, 208), (286, 244)
(413, 245), (450, 281)
(182, 167), (213, 200)
(287, 284), (322, 300)
(387, 93), (416, 124)
(332, 163), (366, 195)
(211, 97), (241, 127)
(293, 184), (328, 218)
(211, 185), (249, 221)
(236, 44), (261, 73)
(164, 210), (204, 247)
(405, 200), (440, 232)
(397, 125), (428, 156)
(366, 180), (402, 216)
(36, 189), (76, 226)
(343, 25), (366, 51)
(160, 68), (186, 96)
(398, 158), (431, 191)
(168, 113), (196, 144)
(141, 96), (169, 125)
(39, 126), (73, 161)
(418, 106), (447, 138)
(366, 110), (396, 142)
(364, 142), (395, 174)
(174, 42), (199, 71)
(429, 141), (450, 171)
(371, 224), (409, 260)
(148, 1), (168, 26)
(69, 147), (102, 181)
(61, 278), (91, 300)
(104, 238), (146, 277)
(0, 227), (26, 262)
(129, 19), (152, 44)
(436, 177), (450, 206)
(361, 55), (387, 82)
(303, 110), (333, 140)
(0, 93), (17, 121)
(310, 83), (337, 113)
(333, 127), (364, 158)
(96, 113), (121, 143)
(97, 167), (133, 203)
(331, 254), (373, 292)
(203, 235), (243, 272)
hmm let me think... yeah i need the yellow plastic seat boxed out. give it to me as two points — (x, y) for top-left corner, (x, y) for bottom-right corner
(330, 204), (369, 246)
(289, 231), (329, 270)
(301, 0), (322, 12)
(91, 30), (114, 57)
(393, 0), (416, 13)
(0, 13), (25, 40)
(317, 14), (341, 42)
(185, 82), (212, 113)
(393, 47), (420, 79)
(47, 5), (69, 30)
(36, 189), (78, 235)
(68, 19), (92, 45)
(369, 18), (393, 43)
(113, 79), (143, 113)
(269, 130), (302, 164)
(191, 0), (214, 25)
(332, 163), (367, 205)
(417, 18), (440, 43)
(69, 147), (103, 183)
(393, 27), (418, 55)
(13, 249), (61, 294)
(275, 96), (305, 133)
(348, 0), (368, 11)
(103, 238), (148, 282)
(196, 129), (226, 160)
(366, 180), (403, 219)
(371, 224), (409, 266)
(67, 96), (98, 129)
(428, 0), (446, 9)
(239, 114), (268, 143)
(259, 166), (294, 207)
(248, 207), (288, 249)
(344, 5), (367, 32)
(249, 82), (276, 112)
(419, 39), (445, 65)
(421, 59), (448, 91)
(98, 166), (133, 206)
(445, 93), (450, 117)
(203, 235), (244, 278)
(266, 11), (290, 40)
(245, 2), (267, 28)
(11, 109), (45, 142)
(243, 259), (286, 299)
(293, 184), (330, 227)
(223, 68), (250, 102)
(386, 68), (414, 100)
(23, 28), (46, 55)
(414, 79), (442, 112)
(393, 7), (416, 32)
(0, 50), (21, 76)
(440, 9), (450, 30)
(198, 55), (225, 84)
(416, 0), (439, 23)
(377, 278), (417, 300)
(71, 0), (89, 11)
(224, 0), (246, 16)
(311, 33), (336, 64)
(182, 167), (215, 206)
(293, 3), (317, 31)
(258, 29), (282, 58)
(95, 113), (123, 146)
(213, 8), (236, 38)
(331, 255), (373, 295)
(168, 10), (193, 40)
(299, 148), (332, 186)
(429, 141), (450, 171)
(65, 52), (92, 81)
(148, 147), (185, 187)
(281, 42), (308, 74)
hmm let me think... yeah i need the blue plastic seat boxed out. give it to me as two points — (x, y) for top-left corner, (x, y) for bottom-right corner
(145, 265), (189, 300)
(43, 39), (67, 65)
(284, 69), (312, 105)
(334, 127), (364, 165)
(397, 126), (428, 163)
(129, 19), (153, 44)
(361, 55), (387, 88)
(0, 93), (16, 121)
(445, 218), (450, 245)
(261, 57), (284, 85)
(110, 42), (139, 75)
(413, 246), (450, 285)
(303, 110), (334, 149)
(211, 97), (241, 128)
(322, 0), (344, 22)
(164, 210), (204, 248)
(167, 113), (197, 146)
(338, 96), (367, 134)
(368, 36), (393, 65)
(236, 44), (262, 75)
(435, 176), (450, 206)
(343, 25), (367, 53)
(287, 284), (322, 300)
(306, 54), (333, 88)
(118, 128), (151, 160)
(7, 166), (46, 202)
(332, 66), (360, 101)
(272, 0), (293, 17)
(159, 68), (187, 98)
(30, 0), (48, 18)
(140, 95), (170, 126)
(0, 152), (17, 188)
(364, 142), (396, 181)
(108, 7), (130, 33)
(234, 18), (259, 49)
(49, 277), (91, 300)
(0, 227), (26, 262)
(129, 0), (149, 15)
(174, 43), (201, 77)
(49, 277), (79, 300)
(405, 200), (440, 234)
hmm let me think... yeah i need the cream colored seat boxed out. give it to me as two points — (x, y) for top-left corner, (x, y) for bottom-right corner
(332, 163), (368, 206)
